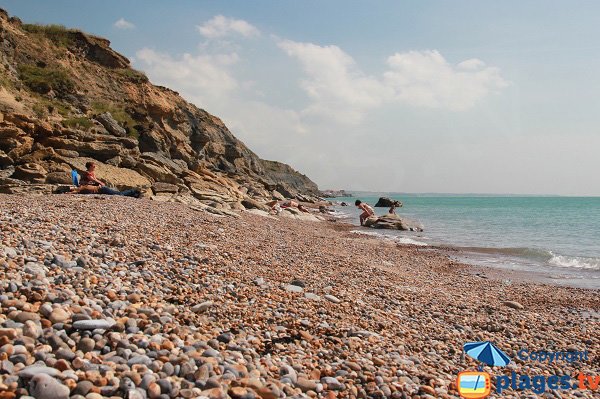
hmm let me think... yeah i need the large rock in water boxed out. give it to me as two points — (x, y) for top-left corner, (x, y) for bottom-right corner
(374, 197), (403, 208)
(363, 214), (423, 231)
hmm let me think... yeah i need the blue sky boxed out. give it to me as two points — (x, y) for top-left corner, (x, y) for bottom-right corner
(2, 1), (600, 195)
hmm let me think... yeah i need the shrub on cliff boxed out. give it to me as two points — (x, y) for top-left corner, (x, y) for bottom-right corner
(116, 68), (149, 83)
(17, 64), (75, 94)
(22, 23), (76, 47)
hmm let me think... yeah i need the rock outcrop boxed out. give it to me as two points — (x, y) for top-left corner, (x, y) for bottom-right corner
(364, 214), (423, 231)
(374, 197), (403, 208)
(0, 9), (319, 209)
(320, 189), (351, 198)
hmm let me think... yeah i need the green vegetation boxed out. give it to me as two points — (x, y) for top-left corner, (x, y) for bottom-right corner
(0, 67), (14, 89)
(32, 98), (71, 118)
(92, 101), (140, 138)
(17, 64), (75, 94)
(116, 68), (149, 83)
(62, 116), (94, 130)
(22, 24), (77, 47)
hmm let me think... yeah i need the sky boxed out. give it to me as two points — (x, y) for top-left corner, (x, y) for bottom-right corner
(2, 1), (600, 195)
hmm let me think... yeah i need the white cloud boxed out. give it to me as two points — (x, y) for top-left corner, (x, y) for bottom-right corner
(197, 15), (260, 39)
(384, 50), (508, 111)
(135, 48), (239, 101)
(278, 41), (508, 122)
(131, 29), (517, 193)
(277, 40), (392, 124)
(114, 18), (135, 30)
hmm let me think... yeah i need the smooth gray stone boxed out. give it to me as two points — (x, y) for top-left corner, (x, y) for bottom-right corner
(72, 319), (114, 330)
(18, 365), (62, 378)
(29, 374), (70, 399)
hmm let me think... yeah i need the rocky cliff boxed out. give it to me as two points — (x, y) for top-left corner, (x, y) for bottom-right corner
(0, 9), (319, 208)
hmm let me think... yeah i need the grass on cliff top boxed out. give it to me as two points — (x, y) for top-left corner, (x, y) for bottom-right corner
(22, 23), (78, 47)
(116, 68), (149, 84)
(92, 101), (139, 138)
(17, 64), (75, 95)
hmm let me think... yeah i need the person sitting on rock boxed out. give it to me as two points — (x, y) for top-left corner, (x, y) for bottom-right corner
(70, 161), (140, 197)
(355, 200), (374, 226)
(389, 204), (397, 215)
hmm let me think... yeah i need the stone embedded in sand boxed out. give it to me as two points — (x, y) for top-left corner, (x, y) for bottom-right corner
(19, 365), (62, 378)
(72, 319), (114, 330)
(23, 320), (42, 339)
(29, 374), (70, 399)
(192, 301), (214, 313)
(296, 377), (319, 392)
(1, 246), (17, 258)
(0, 328), (18, 340)
(304, 293), (321, 301)
(321, 376), (344, 390)
(284, 284), (304, 293)
(48, 308), (70, 324)
(52, 254), (77, 269)
(324, 295), (341, 304)
(502, 301), (524, 310)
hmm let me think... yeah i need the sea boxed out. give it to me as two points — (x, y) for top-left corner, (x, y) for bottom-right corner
(331, 193), (600, 290)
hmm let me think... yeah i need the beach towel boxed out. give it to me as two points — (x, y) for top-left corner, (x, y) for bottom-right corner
(71, 170), (80, 187)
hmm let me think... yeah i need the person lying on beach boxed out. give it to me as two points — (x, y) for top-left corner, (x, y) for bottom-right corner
(355, 200), (375, 225)
(69, 185), (141, 197)
(267, 199), (310, 214)
(69, 161), (141, 198)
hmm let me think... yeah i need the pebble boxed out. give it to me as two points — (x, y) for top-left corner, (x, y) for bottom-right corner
(284, 284), (304, 293)
(28, 374), (70, 399)
(192, 301), (214, 313)
(0, 195), (597, 399)
(502, 300), (525, 309)
(72, 319), (114, 330)
(18, 365), (63, 378)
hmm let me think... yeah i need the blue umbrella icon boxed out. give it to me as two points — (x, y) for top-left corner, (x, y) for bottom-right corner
(464, 341), (511, 367)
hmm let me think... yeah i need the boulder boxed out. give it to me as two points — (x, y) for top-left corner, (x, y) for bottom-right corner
(67, 157), (151, 189)
(45, 172), (73, 185)
(152, 182), (179, 194)
(55, 149), (79, 158)
(135, 161), (180, 184)
(363, 214), (423, 231)
(29, 374), (70, 399)
(94, 112), (127, 137)
(241, 198), (270, 212)
(0, 150), (13, 166)
(0, 166), (15, 179)
(374, 197), (403, 208)
(272, 190), (286, 201)
(12, 163), (47, 181)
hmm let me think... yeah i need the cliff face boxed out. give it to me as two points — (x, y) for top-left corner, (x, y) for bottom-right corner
(0, 9), (319, 205)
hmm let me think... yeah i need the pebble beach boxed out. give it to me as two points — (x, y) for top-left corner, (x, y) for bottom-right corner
(0, 194), (598, 399)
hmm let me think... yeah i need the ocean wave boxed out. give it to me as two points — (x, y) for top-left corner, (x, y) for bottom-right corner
(548, 254), (600, 270)
(460, 246), (554, 260)
(350, 230), (428, 246)
(460, 246), (600, 271)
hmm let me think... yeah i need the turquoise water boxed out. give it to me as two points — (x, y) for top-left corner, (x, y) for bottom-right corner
(333, 194), (600, 289)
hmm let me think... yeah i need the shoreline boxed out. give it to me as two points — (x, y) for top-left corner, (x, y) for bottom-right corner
(1, 194), (599, 398)
(332, 204), (600, 291)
